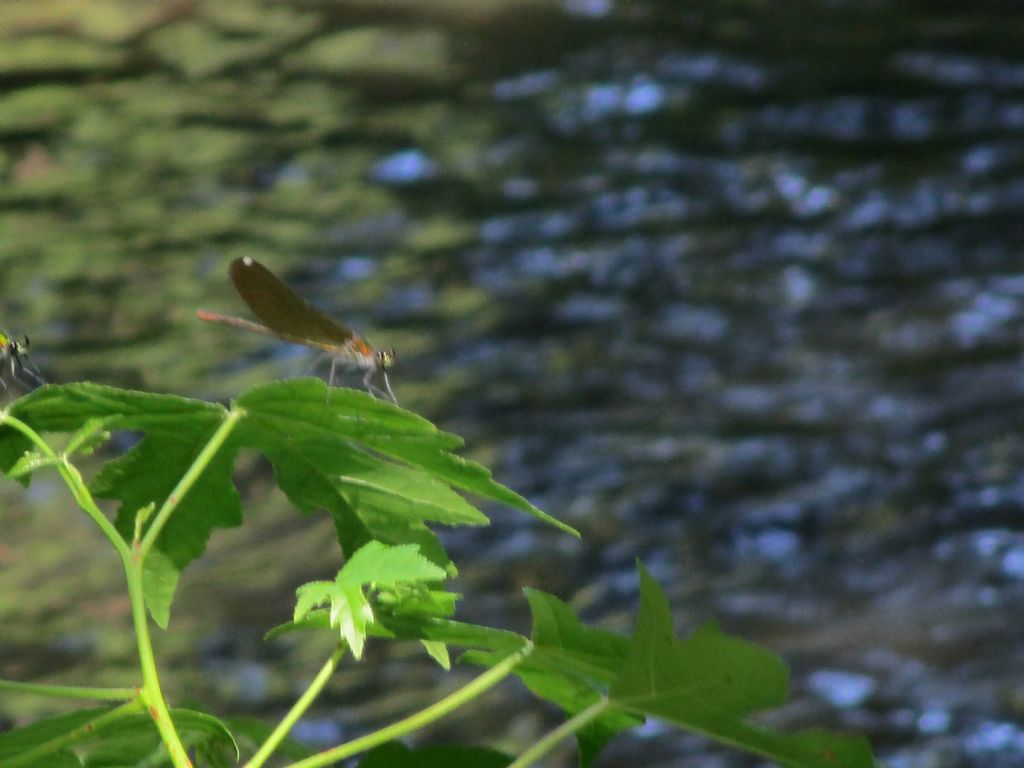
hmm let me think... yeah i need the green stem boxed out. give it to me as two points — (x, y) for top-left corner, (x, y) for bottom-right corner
(0, 414), (129, 559)
(245, 646), (347, 768)
(125, 553), (193, 768)
(0, 679), (136, 701)
(4, 699), (144, 768)
(138, 408), (242, 560)
(126, 409), (243, 768)
(286, 645), (531, 768)
(506, 697), (611, 768)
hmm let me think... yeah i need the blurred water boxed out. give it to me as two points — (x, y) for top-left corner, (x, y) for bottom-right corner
(2, 1), (1024, 765)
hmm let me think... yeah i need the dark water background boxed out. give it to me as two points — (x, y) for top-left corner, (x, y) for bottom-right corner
(3, 1), (1024, 766)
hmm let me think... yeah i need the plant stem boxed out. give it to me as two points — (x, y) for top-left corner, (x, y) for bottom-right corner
(0, 414), (129, 559)
(286, 645), (531, 768)
(506, 697), (611, 768)
(125, 553), (193, 768)
(0, 679), (136, 701)
(244, 646), (347, 768)
(4, 699), (144, 768)
(138, 408), (242, 560)
(125, 409), (243, 768)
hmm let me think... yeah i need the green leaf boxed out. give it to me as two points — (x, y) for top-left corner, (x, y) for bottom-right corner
(0, 380), (568, 625)
(0, 705), (237, 767)
(337, 582), (373, 658)
(293, 542), (449, 658)
(65, 417), (113, 456)
(420, 639), (451, 669)
(527, 589), (632, 687)
(377, 584), (459, 620)
(0, 384), (235, 621)
(237, 382), (490, 538)
(358, 745), (509, 768)
(6, 450), (57, 479)
(237, 381), (478, 574)
(267, 611), (526, 664)
(222, 716), (313, 761)
(452, 569), (875, 768)
(609, 563), (875, 768)
(358, 741), (512, 768)
(359, 433), (579, 536)
(141, 549), (180, 629)
(339, 541), (448, 586)
(0, 706), (108, 765)
(79, 709), (238, 767)
(509, 590), (641, 766)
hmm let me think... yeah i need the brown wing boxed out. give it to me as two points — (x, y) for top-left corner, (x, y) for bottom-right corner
(196, 309), (357, 355)
(228, 257), (358, 346)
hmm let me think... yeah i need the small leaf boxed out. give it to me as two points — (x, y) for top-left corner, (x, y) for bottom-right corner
(337, 582), (373, 658)
(377, 584), (459, 619)
(420, 640), (451, 669)
(293, 542), (449, 658)
(338, 541), (447, 587)
(141, 549), (180, 628)
(65, 417), (113, 456)
(6, 450), (56, 479)
(294, 581), (335, 623)
(358, 741), (512, 768)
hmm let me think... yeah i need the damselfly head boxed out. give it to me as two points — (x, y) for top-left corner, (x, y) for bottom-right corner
(1, 333), (27, 354)
(376, 347), (396, 370)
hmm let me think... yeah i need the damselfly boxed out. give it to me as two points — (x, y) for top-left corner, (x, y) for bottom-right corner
(0, 331), (43, 391)
(197, 257), (397, 402)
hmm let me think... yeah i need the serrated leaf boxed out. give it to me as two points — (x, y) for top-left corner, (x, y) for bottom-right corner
(509, 590), (641, 766)
(294, 581), (335, 623)
(338, 582), (373, 658)
(236, 379), (572, 540)
(0, 380), (569, 627)
(359, 434), (579, 536)
(609, 563), (875, 768)
(237, 380), (483, 579)
(294, 542), (450, 658)
(339, 541), (447, 586)
(1, 384), (234, 620)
